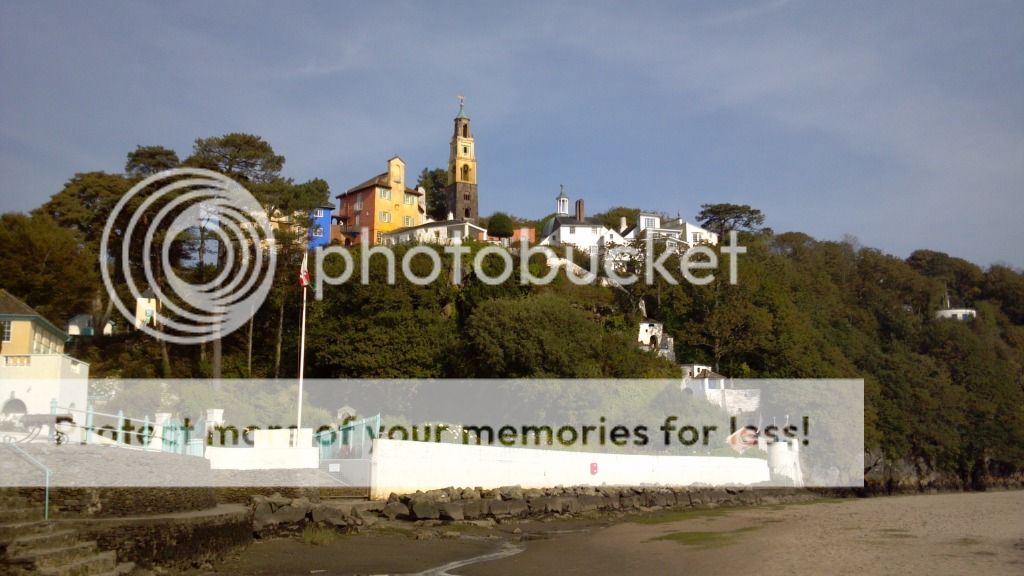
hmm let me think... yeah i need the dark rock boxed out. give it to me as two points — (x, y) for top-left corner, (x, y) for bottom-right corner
(409, 498), (440, 520)
(382, 501), (409, 520)
(438, 502), (465, 521)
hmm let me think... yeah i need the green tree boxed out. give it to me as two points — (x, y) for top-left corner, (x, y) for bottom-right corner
(0, 212), (98, 323)
(487, 212), (514, 238)
(125, 145), (180, 178)
(185, 133), (285, 183)
(695, 203), (766, 237)
(416, 167), (449, 221)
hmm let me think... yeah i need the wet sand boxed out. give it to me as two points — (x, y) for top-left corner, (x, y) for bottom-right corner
(202, 491), (1024, 575)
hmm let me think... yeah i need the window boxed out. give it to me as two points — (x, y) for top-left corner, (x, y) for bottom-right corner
(314, 208), (324, 218)
(313, 226), (324, 238)
(376, 232), (383, 244)
(462, 124), (468, 138)
(569, 227), (575, 235)
(403, 193), (416, 205)
(463, 146), (468, 154)
(379, 211), (392, 223)
(354, 214), (360, 226)
(692, 232), (701, 244)
(403, 216), (413, 227)
(1, 321), (10, 342)
(354, 194), (363, 210)
(378, 187), (392, 200)
(643, 217), (657, 229)
(461, 165), (471, 181)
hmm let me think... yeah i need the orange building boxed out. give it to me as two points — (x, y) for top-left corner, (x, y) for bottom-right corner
(333, 156), (425, 246)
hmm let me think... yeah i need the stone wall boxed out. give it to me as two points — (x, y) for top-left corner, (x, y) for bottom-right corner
(250, 485), (819, 536)
(71, 505), (251, 569)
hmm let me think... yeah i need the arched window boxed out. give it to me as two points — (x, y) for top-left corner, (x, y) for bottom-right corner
(465, 208), (471, 218)
(462, 124), (468, 138)
(461, 165), (471, 181)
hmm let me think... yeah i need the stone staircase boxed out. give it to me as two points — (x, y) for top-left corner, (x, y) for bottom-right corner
(0, 493), (133, 576)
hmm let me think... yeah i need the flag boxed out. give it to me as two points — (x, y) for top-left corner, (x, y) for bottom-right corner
(299, 251), (311, 287)
(727, 426), (759, 454)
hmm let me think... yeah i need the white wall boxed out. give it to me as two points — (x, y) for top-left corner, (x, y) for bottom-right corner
(369, 439), (770, 499)
(205, 428), (318, 470)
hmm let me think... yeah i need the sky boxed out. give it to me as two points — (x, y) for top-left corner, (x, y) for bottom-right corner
(1, 0), (1022, 267)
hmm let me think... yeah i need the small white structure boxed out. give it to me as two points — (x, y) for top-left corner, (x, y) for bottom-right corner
(638, 320), (675, 362)
(135, 288), (159, 329)
(381, 218), (487, 246)
(935, 308), (976, 321)
(681, 364), (761, 416)
(68, 314), (114, 337)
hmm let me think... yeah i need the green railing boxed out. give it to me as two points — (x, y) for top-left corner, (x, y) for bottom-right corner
(315, 414), (380, 461)
(2, 439), (50, 521)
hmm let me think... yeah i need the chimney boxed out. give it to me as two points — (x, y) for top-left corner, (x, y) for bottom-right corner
(575, 199), (585, 221)
(619, 216), (627, 233)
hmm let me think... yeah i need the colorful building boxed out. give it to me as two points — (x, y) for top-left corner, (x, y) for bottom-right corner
(307, 202), (335, 250)
(0, 289), (89, 420)
(335, 156), (425, 245)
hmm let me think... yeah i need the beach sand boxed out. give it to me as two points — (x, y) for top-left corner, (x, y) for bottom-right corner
(198, 490), (1024, 575)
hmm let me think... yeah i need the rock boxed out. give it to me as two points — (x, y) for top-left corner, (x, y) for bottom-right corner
(351, 500), (384, 517)
(462, 500), (483, 519)
(382, 501), (410, 520)
(489, 500), (511, 517)
(267, 492), (291, 511)
(311, 503), (350, 525)
(460, 488), (481, 500)
(409, 498), (440, 520)
(414, 529), (436, 540)
(269, 504), (308, 525)
(498, 485), (524, 500)
(506, 499), (528, 517)
(360, 514), (378, 527)
(438, 501), (465, 521)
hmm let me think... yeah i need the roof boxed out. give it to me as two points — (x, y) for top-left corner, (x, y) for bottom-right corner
(556, 185), (569, 200)
(383, 219), (487, 235)
(342, 173), (389, 196)
(0, 289), (68, 340)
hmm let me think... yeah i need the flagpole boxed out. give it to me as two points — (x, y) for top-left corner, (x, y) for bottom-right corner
(297, 252), (309, 433)
(297, 283), (307, 431)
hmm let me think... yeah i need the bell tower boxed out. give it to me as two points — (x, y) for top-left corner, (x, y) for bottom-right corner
(446, 96), (478, 221)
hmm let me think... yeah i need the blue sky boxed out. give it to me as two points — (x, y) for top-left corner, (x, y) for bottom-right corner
(2, 1), (1022, 266)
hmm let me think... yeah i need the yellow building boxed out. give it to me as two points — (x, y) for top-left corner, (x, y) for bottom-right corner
(1, 289), (89, 419)
(336, 156), (425, 245)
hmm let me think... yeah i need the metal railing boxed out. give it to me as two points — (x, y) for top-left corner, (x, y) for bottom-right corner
(2, 439), (50, 520)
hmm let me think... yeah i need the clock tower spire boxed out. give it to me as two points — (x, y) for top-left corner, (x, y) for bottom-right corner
(446, 96), (478, 221)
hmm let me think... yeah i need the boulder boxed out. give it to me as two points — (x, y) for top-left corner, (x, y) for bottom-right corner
(438, 502), (465, 521)
(382, 501), (410, 520)
(409, 498), (440, 520)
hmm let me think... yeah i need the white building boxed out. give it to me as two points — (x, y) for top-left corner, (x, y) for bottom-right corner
(539, 186), (626, 254)
(622, 212), (718, 248)
(67, 313), (113, 336)
(680, 364), (760, 416)
(1, 289), (89, 423)
(638, 319), (675, 362)
(381, 217), (487, 246)
(135, 287), (159, 328)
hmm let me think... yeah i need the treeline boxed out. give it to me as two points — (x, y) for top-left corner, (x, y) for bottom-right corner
(1, 134), (1022, 488)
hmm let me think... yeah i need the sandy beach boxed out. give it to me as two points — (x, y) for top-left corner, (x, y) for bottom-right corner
(195, 490), (1023, 576)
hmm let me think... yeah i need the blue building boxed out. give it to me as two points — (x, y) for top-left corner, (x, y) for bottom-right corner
(308, 203), (335, 250)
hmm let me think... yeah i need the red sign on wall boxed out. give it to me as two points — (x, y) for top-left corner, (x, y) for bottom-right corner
(590, 462), (598, 475)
